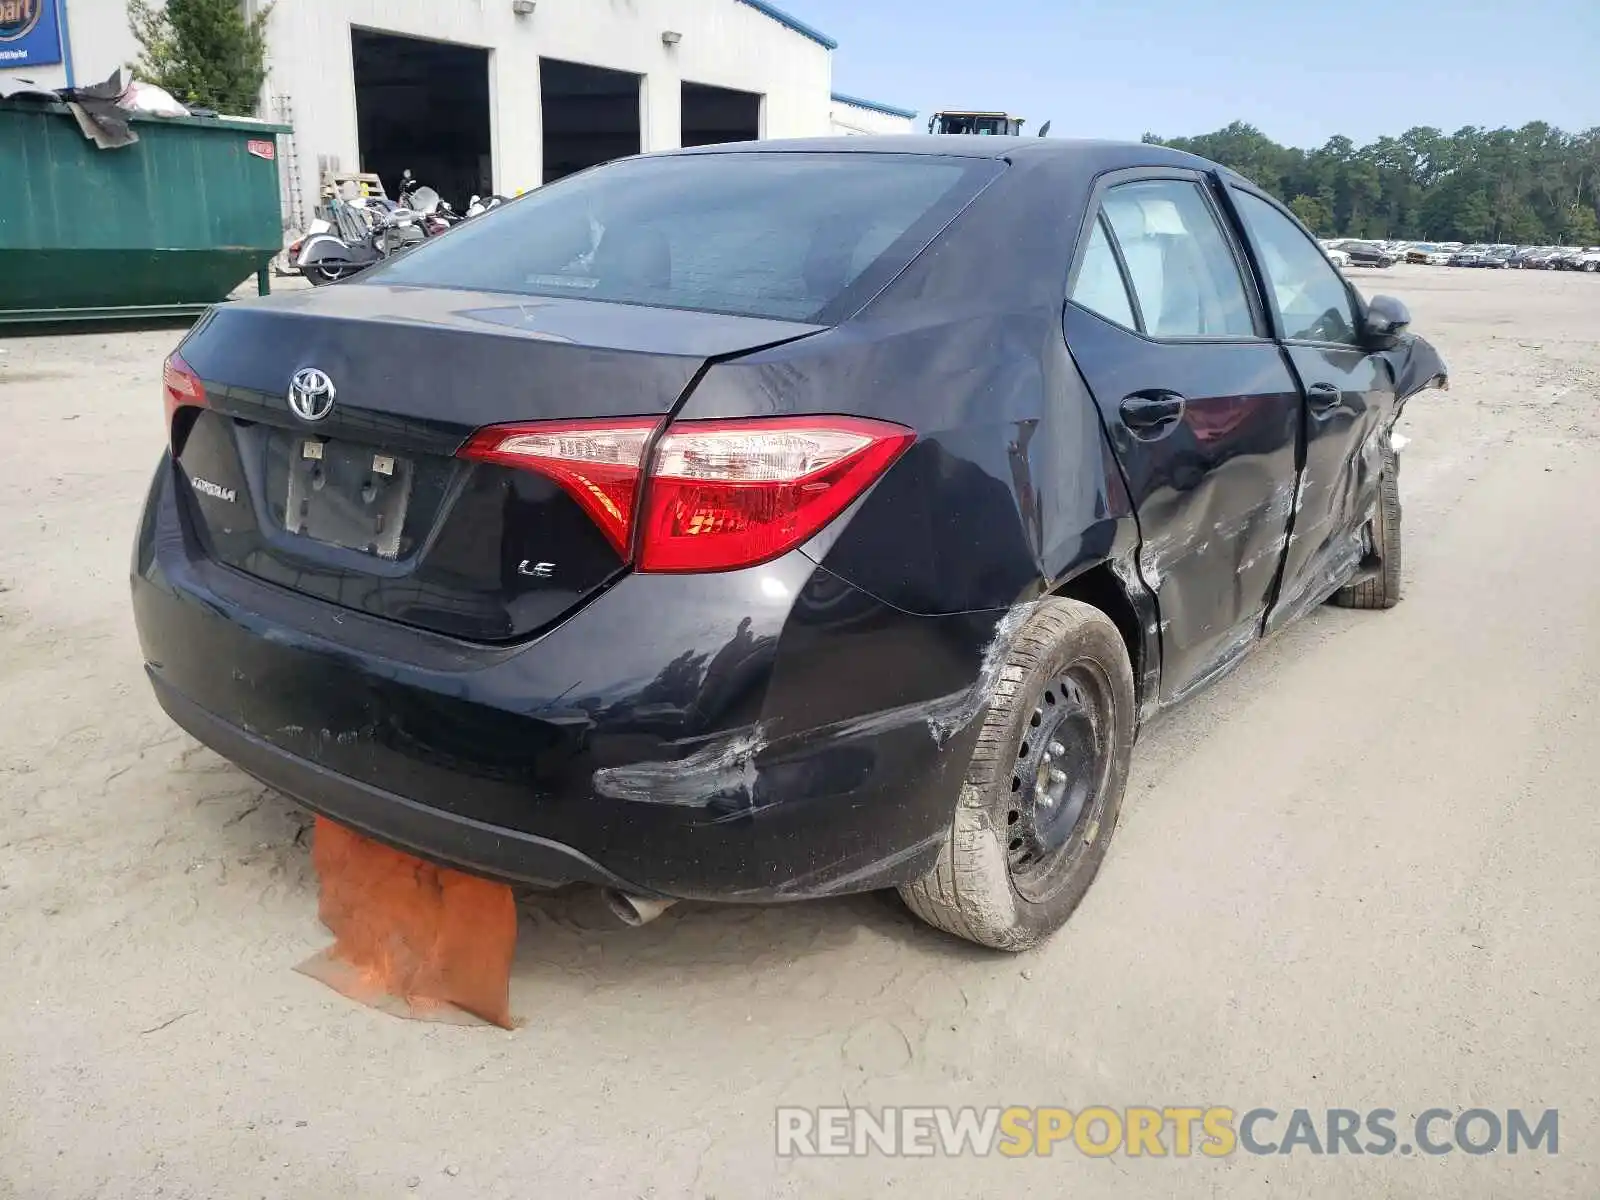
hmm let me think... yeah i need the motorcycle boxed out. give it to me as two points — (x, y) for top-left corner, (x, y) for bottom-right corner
(399, 168), (465, 232)
(295, 171), (496, 284)
(296, 197), (426, 285)
(296, 171), (439, 285)
(408, 185), (464, 237)
(467, 193), (510, 218)
(285, 215), (330, 275)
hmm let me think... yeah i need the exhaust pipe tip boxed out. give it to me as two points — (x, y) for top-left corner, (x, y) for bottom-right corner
(602, 890), (678, 928)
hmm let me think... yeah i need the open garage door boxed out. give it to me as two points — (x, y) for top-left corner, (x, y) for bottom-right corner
(352, 30), (492, 211)
(681, 83), (761, 148)
(540, 59), (641, 184)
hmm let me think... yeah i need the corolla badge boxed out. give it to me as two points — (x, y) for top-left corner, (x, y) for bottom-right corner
(288, 368), (337, 422)
(190, 477), (237, 503)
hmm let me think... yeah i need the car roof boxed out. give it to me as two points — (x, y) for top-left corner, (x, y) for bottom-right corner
(669, 135), (1227, 174)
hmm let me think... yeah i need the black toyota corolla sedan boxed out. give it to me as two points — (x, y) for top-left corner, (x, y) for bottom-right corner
(133, 138), (1447, 949)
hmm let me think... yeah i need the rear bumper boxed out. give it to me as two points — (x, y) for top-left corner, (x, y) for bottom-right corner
(150, 671), (637, 891)
(133, 457), (1003, 900)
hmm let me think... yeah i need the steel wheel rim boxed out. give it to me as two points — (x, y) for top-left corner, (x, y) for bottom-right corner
(1004, 661), (1115, 903)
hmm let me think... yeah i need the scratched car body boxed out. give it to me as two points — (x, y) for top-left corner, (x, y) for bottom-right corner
(132, 138), (1447, 950)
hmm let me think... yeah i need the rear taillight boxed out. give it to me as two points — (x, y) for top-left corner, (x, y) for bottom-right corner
(459, 415), (913, 573)
(460, 419), (656, 556)
(163, 352), (206, 430)
(639, 418), (914, 572)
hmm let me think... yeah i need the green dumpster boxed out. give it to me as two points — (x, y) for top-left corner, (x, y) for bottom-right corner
(0, 102), (291, 324)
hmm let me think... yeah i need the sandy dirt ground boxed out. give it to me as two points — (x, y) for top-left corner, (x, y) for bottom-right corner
(2, 266), (1598, 1199)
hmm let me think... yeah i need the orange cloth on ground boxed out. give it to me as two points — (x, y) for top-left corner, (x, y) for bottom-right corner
(298, 817), (517, 1029)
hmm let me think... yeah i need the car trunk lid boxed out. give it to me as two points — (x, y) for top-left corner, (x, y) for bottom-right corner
(170, 285), (821, 642)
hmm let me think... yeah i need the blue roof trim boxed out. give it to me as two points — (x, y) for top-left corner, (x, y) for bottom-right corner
(831, 92), (918, 120)
(736, 0), (838, 50)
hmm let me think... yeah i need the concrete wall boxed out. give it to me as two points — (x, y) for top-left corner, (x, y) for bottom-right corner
(5, 0), (834, 227)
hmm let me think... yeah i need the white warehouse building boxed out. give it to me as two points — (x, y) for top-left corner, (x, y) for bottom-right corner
(2, 0), (916, 228)
(829, 93), (919, 137)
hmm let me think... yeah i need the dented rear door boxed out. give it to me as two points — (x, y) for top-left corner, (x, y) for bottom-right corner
(1222, 186), (1395, 631)
(1063, 170), (1302, 702)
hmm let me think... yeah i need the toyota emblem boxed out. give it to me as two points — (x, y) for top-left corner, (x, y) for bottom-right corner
(288, 368), (337, 422)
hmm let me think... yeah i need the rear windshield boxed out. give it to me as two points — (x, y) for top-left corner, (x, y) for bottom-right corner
(368, 152), (999, 323)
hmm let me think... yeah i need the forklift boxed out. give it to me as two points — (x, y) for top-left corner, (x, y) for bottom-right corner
(928, 112), (1051, 137)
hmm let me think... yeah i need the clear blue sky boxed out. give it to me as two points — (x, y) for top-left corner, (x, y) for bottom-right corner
(800, 0), (1600, 148)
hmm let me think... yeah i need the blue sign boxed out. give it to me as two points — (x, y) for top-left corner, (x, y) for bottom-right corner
(0, 0), (65, 69)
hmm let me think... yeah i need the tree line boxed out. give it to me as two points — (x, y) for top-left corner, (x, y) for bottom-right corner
(1144, 121), (1600, 246)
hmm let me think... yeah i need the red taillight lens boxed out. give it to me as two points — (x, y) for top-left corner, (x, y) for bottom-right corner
(640, 417), (913, 573)
(459, 419), (658, 555)
(163, 352), (206, 430)
(459, 415), (914, 573)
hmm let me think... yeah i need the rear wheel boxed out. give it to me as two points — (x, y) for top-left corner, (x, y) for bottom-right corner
(1333, 442), (1402, 609)
(307, 263), (354, 286)
(899, 599), (1136, 951)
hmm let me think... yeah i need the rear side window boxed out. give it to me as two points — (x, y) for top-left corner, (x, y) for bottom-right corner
(1230, 189), (1361, 345)
(1101, 179), (1256, 338)
(1070, 217), (1137, 329)
(370, 153), (997, 323)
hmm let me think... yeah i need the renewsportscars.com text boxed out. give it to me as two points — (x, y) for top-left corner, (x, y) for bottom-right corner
(775, 1106), (1559, 1158)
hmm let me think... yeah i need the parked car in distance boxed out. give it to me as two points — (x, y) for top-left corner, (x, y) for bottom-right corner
(1524, 247), (1571, 268)
(1566, 249), (1600, 273)
(1340, 241), (1398, 267)
(1407, 243), (1452, 265)
(1480, 248), (1513, 268)
(1448, 246), (1490, 266)
(1325, 247), (1351, 267)
(131, 137), (1447, 951)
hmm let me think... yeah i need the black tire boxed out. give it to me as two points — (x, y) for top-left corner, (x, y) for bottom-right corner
(306, 263), (352, 286)
(899, 599), (1136, 951)
(1333, 442), (1402, 609)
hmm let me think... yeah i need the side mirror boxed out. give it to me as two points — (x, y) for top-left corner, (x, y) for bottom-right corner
(1363, 294), (1410, 347)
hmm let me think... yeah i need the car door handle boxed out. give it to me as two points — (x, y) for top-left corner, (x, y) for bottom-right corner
(1306, 382), (1343, 413)
(1119, 391), (1186, 439)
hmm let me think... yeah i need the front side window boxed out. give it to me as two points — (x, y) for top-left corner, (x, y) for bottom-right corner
(1231, 189), (1361, 345)
(1100, 179), (1256, 339)
(372, 153), (996, 323)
